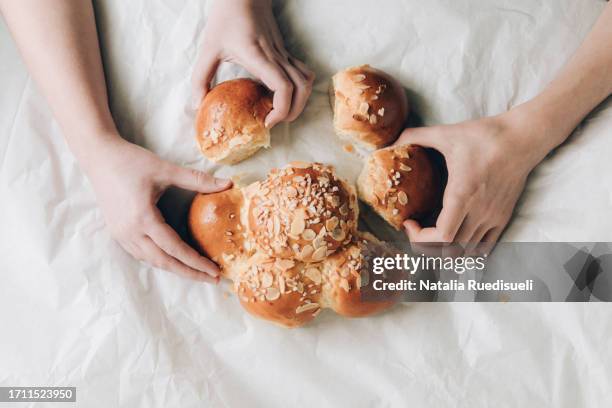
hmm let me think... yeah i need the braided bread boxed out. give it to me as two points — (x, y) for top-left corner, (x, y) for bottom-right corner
(188, 162), (395, 328)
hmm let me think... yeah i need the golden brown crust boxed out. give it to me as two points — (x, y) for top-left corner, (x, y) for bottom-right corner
(358, 144), (442, 229)
(322, 234), (396, 318)
(331, 65), (408, 150)
(245, 162), (359, 262)
(195, 78), (273, 164)
(188, 188), (245, 276)
(235, 258), (323, 328)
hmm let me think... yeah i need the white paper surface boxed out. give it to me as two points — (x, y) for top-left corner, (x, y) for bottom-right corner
(1, 0), (612, 406)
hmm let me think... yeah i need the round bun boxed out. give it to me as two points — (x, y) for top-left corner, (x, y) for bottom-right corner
(195, 78), (273, 165)
(188, 188), (245, 276)
(235, 256), (322, 328)
(321, 233), (396, 318)
(245, 162), (359, 262)
(357, 144), (442, 229)
(330, 65), (408, 150)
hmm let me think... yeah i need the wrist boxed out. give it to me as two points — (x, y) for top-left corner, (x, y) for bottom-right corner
(498, 99), (572, 169)
(70, 131), (129, 177)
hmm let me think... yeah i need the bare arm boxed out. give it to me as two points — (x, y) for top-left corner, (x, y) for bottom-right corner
(514, 1), (612, 165)
(0, 0), (116, 157)
(398, 2), (612, 246)
(0, 0), (229, 281)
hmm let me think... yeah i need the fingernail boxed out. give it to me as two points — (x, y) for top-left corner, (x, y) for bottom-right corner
(214, 178), (232, 188)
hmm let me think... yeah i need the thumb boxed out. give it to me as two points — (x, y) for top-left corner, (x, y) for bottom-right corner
(393, 126), (447, 152)
(191, 51), (220, 110)
(170, 166), (232, 193)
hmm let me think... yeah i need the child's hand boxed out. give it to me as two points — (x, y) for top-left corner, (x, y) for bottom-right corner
(84, 138), (232, 283)
(192, 0), (315, 128)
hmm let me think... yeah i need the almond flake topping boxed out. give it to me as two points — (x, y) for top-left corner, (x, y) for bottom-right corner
(398, 191), (408, 205)
(302, 229), (316, 241)
(305, 268), (322, 285)
(261, 272), (273, 288)
(265, 287), (280, 301)
(358, 102), (370, 115)
(296, 303), (320, 314)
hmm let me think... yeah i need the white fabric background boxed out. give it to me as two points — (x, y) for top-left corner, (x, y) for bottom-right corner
(1, 0), (611, 406)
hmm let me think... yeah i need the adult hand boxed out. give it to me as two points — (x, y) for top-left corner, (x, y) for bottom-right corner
(395, 112), (545, 248)
(85, 138), (232, 283)
(191, 0), (315, 128)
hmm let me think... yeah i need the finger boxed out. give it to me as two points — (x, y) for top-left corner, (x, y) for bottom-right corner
(118, 237), (145, 261)
(464, 224), (490, 256)
(139, 236), (219, 284)
(480, 227), (503, 255)
(288, 56), (316, 83)
(147, 212), (220, 278)
(258, 41), (313, 122)
(239, 45), (293, 128)
(167, 165), (232, 194)
(279, 59), (313, 122)
(191, 50), (220, 109)
(454, 213), (483, 245)
(394, 126), (448, 151)
(403, 198), (468, 243)
(266, 32), (316, 84)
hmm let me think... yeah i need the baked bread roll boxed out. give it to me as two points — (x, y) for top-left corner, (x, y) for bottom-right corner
(188, 162), (395, 328)
(195, 78), (273, 165)
(244, 162), (359, 262)
(330, 65), (408, 150)
(357, 144), (442, 230)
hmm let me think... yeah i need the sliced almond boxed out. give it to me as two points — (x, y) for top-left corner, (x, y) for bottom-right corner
(326, 217), (339, 231)
(275, 259), (295, 271)
(353, 74), (366, 82)
(313, 236), (326, 249)
(358, 102), (370, 115)
(300, 244), (314, 259)
(332, 228), (346, 242)
(305, 268), (322, 285)
(399, 163), (412, 172)
(291, 161), (312, 169)
(296, 302), (320, 314)
(398, 191), (408, 205)
(261, 272), (273, 288)
(312, 246), (327, 262)
(286, 186), (298, 198)
(369, 114), (378, 125)
(302, 229), (316, 241)
(339, 203), (349, 216)
(278, 275), (286, 294)
(265, 287), (280, 301)
(378, 108), (385, 116)
(290, 215), (306, 236)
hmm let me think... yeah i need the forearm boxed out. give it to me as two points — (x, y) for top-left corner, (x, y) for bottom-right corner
(509, 3), (612, 165)
(0, 0), (120, 170)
